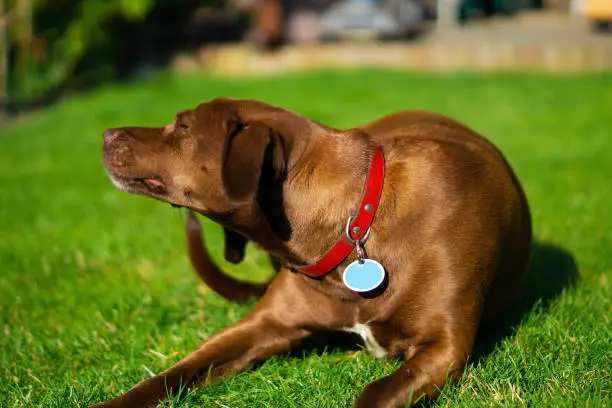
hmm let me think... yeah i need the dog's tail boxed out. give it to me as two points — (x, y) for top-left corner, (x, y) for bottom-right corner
(185, 210), (270, 302)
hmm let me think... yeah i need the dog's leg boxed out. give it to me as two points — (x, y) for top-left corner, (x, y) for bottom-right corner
(222, 226), (248, 264)
(90, 273), (313, 408)
(185, 210), (270, 301)
(353, 326), (475, 408)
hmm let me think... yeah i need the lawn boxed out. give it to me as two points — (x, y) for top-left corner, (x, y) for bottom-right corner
(1, 70), (611, 407)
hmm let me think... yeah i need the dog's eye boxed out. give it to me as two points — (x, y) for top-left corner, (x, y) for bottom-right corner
(177, 123), (189, 130)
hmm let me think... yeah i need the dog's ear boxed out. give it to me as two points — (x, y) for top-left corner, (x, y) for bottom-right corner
(222, 121), (286, 201)
(223, 227), (248, 264)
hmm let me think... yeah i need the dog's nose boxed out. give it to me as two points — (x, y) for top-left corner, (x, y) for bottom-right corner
(103, 128), (121, 146)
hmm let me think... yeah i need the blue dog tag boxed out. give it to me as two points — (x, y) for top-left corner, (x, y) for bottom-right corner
(343, 259), (386, 292)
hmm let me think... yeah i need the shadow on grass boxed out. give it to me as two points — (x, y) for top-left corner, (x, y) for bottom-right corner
(286, 240), (579, 363)
(472, 240), (579, 360)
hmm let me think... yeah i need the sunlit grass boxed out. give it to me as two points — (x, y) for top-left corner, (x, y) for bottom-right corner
(1, 69), (611, 407)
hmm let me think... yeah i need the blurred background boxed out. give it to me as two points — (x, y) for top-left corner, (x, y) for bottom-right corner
(1, 2), (611, 406)
(0, 0), (611, 116)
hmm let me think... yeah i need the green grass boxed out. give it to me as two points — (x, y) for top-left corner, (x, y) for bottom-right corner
(1, 69), (611, 407)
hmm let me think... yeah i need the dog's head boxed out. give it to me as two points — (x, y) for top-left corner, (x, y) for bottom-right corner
(102, 98), (287, 217)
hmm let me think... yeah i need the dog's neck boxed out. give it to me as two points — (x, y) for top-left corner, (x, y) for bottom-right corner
(234, 127), (377, 267)
(205, 101), (377, 268)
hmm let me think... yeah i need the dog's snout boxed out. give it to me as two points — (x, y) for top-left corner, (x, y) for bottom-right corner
(103, 128), (122, 146)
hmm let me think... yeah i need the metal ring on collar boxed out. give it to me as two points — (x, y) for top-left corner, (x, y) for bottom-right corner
(345, 215), (371, 245)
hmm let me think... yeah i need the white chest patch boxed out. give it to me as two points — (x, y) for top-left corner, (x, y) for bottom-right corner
(341, 324), (388, 359)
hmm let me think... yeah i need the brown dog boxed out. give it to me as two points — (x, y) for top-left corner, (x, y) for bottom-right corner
(96, 98), (532, 408)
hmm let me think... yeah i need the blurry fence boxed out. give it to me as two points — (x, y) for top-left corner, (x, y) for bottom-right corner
(0, 0), (609, 116)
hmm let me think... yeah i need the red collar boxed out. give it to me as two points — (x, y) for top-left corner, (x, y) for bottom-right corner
(296, 147), (385, 278)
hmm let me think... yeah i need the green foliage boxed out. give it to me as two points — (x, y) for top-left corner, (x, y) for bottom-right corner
(1, 70), (611, 407)
(7, 0), (155, 104)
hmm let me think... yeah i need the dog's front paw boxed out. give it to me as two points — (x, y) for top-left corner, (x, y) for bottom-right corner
(88, 399), (122, 408)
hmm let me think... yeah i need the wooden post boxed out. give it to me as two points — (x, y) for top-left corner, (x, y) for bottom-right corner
(436, 0), (461, 33)
(0, 0), (8, 114)
(16, 0), (33, 102)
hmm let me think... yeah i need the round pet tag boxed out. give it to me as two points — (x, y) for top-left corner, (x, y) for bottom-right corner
(342, 259), (386, 292)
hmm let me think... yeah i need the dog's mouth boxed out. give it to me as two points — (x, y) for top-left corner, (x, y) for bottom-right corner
(103, 144), (177, 203)
(132, 177), (168, 195)
(108, 171), (169, 197)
